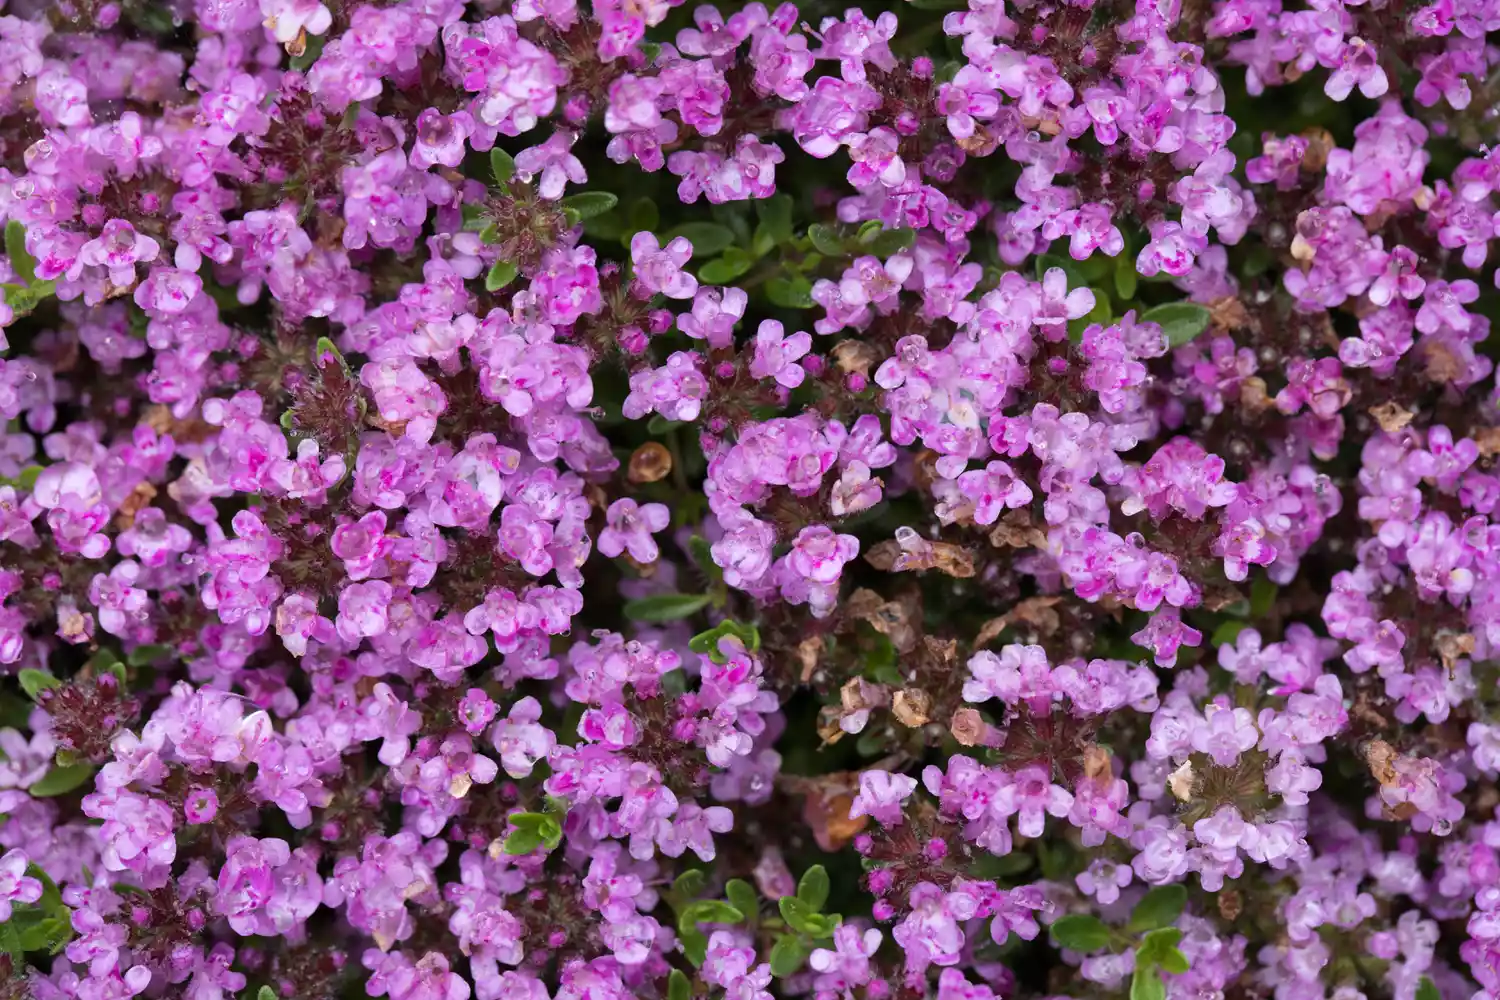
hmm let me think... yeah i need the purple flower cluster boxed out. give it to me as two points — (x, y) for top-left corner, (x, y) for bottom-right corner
(2, 0), (1500, 999)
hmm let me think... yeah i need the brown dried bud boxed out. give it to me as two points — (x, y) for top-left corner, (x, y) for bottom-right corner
(1208, 296), (1251, 331)
(950, 708), (987, 747)
(988, 509), (1047, 550)
(1218, 890), (1243, 922)
(114, 481), (159, 530)
(1435, 630), (1475, 675)
(832, 339), (880, 376)
(1368, 401), (1414, 433)
(797, 635), (823, 684)
(892, 688), (932, 727)
(975, 596), (1064, 648)
(1238, 376), (1273, 414)
(1168, 759), (1196, 802)
(1475, 426), (1500, 459)
(627, 442), (673, 484)
(1083, 745), (1113, 781)
(794, 773), (869, 851)
(1298, 127), (1336, 172)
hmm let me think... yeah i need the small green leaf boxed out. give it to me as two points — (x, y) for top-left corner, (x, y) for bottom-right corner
(1250, 576), (1278, 618)
(769, 934), (810, 978)
(807, 224), (846, 257)
(752, 195), (794, 255)
(1131, 965), (1166, 1000)
(698, 248), (755, 285)
(1140, 301), (1211, 348)
(490, 148), (516, 187)
(797, 865), (829, 912)
(765, 276), (814, 309)
(1129, 885), (1186, 933)
(681, 927), (708, 967)
(725, 879), (758, 922)
(560, 191), (618, 223)
(688, 621), (761, 661)
(1115, 252), (1139, 301)
(6, 220), (36, 284)
(29, 763), (95, 798)
(485, 260), (518, 292)
(127, 644), (172, 667)
(258, 988), (278, 1000)
(679, 900), (744, 930)
(1210, 620), (1250, 647)
(1051, 914), (1111, 952)
(1035, 253), (1082, 285)
(623, 593), (712, 622)
(626, 197), (660, 235)
(502, 828), (544, 855)
(14, 466), (41, 491)
(478, 223), (500, 244)
(18, 669), (61, 701)
(289, 31), (326, 71)
(672, 869), (707, 902)
(646, 415), (684, 435)
(1417, 977), (1440, 1000)
(863, 227), (916, 258)
(1138, 927), (1185, 963)
(663, 223), (737, 260)
(1159, 947), (1190, 975)
(668, 969), (692, 1000)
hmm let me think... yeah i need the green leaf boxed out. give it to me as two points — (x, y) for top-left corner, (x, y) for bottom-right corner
(127, 644), (172, 667)
(725, 879), (758, 922)
(765, 276), (814, 309)
(1210, 620), (1250, 647)
(807, 224), (846, 257)
(258, 988), (278, 1000)
(796, 865), (829, 912)
(689, 621), (761, 661)
(1050, 914), (1111, 952)
(1138, 927), (1184, 963)
(490, 148), (516, 187)
(478, 223), (500, 244)
(672, 869), (707, 902)
(752, 195), (794, 255)
(18, 669), (61, 701)
(502, 827), (544, 855)
(624, 593), (712, 622)
(663, 223), (737, 259)
(1140, 302), (1211, 348)
(315, 337), (348, 372)
(485, 260), (518, 292)
(560, 191), (618, 223)
(668, 969), (691, 1000)
(681, 927), (708, 967)
(289, 31), (325, 71)
(14, 466), (41, 491)
(6, 220), (36, 284)
(626, 197), (660, 235)
(678, 900), (744, 931)
(697, 248), (755, 285)
(1159, 947), (1190, 976)
(1035, 253), (1081, 285)
(769, 934), (810, 978)
(1250, 576), (1277, 618)
(29, 763), (95, 797)
(1129, 885), (1186, 933)
(1114, 252), (1139, 301)
(778, 895), (826, 935)
(1131, 965), (1166, 1000)
(863, 227), (916, 258)
(1417, 977), (1440, 1000)
(0, 916), (24, 957)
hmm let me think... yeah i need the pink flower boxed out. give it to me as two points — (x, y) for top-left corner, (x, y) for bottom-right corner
(598, 498), (670, 563)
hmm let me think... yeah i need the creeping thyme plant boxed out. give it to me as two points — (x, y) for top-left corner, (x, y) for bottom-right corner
(5, 0), (1500, 999)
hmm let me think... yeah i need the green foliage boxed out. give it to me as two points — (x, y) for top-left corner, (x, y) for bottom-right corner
(0, 863), (73, 958)
(490, 148), (516, 187)
(663, 223), (737, 259)
(1128, 885), (1187, 932)
(18, 668), (60, 701)
(561, 192), (619, 224)
(485, 260), (518, 292)
(667, 969), (692, 1000)
(1050, 914), (1111, 952)
(796, 864), (830, 911)
(688, 620), (761, 661)
(29, 763), (96, 797)
(502, 797), (568, 855)
(3, 220), (55, 319)
(1140, 302), (1212, 347)
(624, 593), (712, 622)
